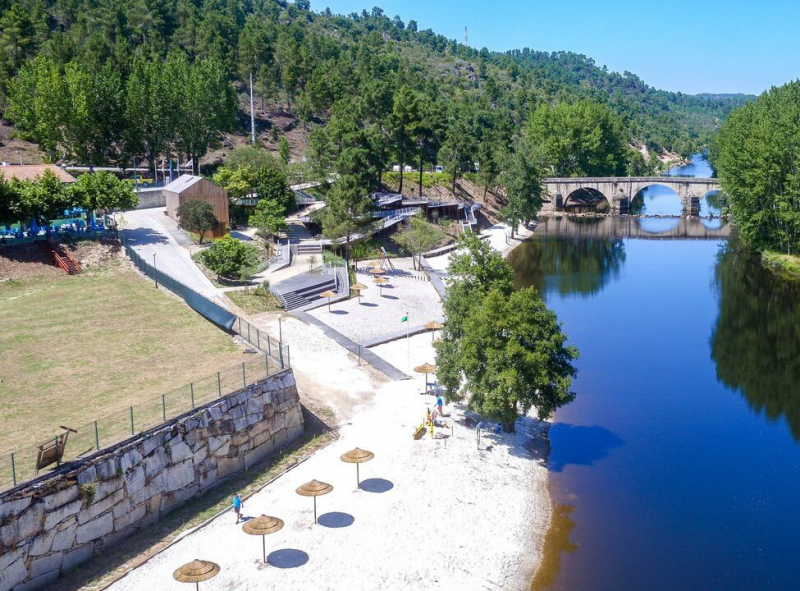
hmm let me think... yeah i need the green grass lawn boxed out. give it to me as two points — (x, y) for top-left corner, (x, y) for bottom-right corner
(226, 287), (283, 314)
(0, 258), (249, 478)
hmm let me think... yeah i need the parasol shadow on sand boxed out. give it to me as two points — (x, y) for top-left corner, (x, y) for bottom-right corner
(359, 478), (394, 494)
(296, 479), (333, 524)
(266, 548), (310, 569)
(317, 511), (355, 528)
(173, 560), (220, 591)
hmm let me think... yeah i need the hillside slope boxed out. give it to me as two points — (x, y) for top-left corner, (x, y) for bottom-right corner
(0, 1), (752, 166)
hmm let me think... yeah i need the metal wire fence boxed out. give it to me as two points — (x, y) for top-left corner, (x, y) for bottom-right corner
(0, 236), (293, 493)
(0, 354), (288, 493)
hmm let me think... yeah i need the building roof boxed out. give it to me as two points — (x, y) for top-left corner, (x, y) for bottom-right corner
(0, 165), (77, 183)
(163, 174), (205, 194)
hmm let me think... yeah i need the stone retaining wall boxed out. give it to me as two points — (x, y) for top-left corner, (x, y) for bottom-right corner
(0, 369), (303, 591)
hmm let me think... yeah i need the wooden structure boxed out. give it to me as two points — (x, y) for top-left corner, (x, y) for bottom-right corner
(35, 426), (77, 474)
(164, 175), (229, 238)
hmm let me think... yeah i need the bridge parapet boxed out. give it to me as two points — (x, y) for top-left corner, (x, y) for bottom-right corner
(541, 176), (721, 213)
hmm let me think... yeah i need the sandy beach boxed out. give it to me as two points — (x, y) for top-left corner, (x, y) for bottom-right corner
(106, 222), (549, 591)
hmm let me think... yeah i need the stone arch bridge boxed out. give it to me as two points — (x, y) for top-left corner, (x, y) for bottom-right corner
(542, 177), (721, 213)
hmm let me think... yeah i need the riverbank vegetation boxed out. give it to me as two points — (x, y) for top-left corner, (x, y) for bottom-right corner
(714, 80), (800, 256)
(436, 235), (579, 432)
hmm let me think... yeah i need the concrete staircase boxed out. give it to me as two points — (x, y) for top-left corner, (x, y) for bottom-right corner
(284, 221), (313, 241)
(275, 276), (337, 310)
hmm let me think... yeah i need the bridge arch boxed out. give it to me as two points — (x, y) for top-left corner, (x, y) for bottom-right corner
(564, 187), (611, 212)
(630, 183), (685, 216)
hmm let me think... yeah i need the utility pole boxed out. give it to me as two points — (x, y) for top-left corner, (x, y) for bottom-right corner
(250, 72), (256, 144)
(464, 26), (468, 46)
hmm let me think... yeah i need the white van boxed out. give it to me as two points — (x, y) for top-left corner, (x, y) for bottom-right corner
(435, 165), (444, 173)
(391, 164), (401, 172)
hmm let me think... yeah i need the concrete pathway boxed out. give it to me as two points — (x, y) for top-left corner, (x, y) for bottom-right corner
(119, 207), (218, 298)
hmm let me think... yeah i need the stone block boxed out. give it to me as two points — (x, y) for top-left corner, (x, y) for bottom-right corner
(192, 445), (208, 466)
(216, 457), (242, 479)
(113, 502), (146, 532)
(119, 448), (143, 473)
(160, 484), (198, 514)
(246, 396), (264, 416)
(0, 497), (31, 521)
(141, 433), (164, 457)
(76, 465), (97, 485)
(61, 543), (93, 574)
(95, 458), (119, 481)
(198, 468), (217, 490)
(143, 447), (167, 480)
(112, 498), (131, 520)
(165, 461), (194, 492)
(168, 440), (192, 464)
(28, 528), (55, 556)
(44, 499), (83, 530)
(77, 489), (123, 524)
(43, 485), (78, 511)
(0, 557), (26, 591)
(28, 551), (62, 579)
(75, 512), (113, 545)
(208, 436), (229, 457)
(208, 406), (223, 422)
(11, 569), (59, 591)
(51, 521), (77, 552)
(143, 471), (166, 502)
(124, 465), (146, 502)
(94, 477), (123, 503)
(1, 505), (44, 547)
(0, 547), (24, 572)
(56, 516), (76, 531)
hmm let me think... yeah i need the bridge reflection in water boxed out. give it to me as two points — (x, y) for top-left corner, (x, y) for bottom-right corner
(533, 214), (731, 240)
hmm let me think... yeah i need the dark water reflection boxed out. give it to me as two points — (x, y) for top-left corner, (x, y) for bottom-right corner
(712, 245), (800, 439)
(518, 230), (800, 589)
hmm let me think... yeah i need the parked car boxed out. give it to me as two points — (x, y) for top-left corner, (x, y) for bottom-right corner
(391, 164), (401, 172)
(435, 165), (444, 173)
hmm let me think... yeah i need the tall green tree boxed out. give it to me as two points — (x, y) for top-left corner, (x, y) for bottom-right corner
(389, 85), (422, 193)
(321, 174), (372, 258)
(70, 172), (138, 215)
(526, 101), (628, 177)
(500, 139), (544, 237)
(453, 287), (579, 431)
(715, 81), (800, 254)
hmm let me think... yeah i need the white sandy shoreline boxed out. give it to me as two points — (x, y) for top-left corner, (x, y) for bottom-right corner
(106, 222), (550, 591)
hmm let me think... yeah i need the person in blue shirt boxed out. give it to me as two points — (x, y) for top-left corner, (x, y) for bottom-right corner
(232, 493), (243, 524)
(436, 395), (444, 417)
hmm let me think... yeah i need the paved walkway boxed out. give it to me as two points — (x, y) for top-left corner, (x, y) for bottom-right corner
(119, 208), (218, 298)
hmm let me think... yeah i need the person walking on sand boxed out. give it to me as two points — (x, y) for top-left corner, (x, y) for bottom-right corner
(233, 494), (243, 524)
(436, 394), (444, 417)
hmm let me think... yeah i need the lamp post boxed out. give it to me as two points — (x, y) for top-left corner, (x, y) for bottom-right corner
(15, 151), (21, 165)
(153, 253), (158, 288)
(278, 313), (283, 345)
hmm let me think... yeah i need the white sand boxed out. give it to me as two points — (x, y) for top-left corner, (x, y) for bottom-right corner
(106, 222), (549, 591)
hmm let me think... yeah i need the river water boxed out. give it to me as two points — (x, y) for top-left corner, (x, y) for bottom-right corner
(511, 156), (800, 590)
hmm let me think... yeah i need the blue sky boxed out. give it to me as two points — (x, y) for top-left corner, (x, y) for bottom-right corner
(314, 0), (799, 96)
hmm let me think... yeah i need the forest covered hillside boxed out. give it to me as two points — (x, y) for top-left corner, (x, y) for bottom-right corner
(0, 0), (753, 170)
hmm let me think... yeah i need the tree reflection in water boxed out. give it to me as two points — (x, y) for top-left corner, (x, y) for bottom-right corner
(712, 243), (800, 439)
(509, 236), (626, 299)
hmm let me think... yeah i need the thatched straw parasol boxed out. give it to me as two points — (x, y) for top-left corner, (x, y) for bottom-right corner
(173, 559), (220, 590)
(296, 479), (333, 523)
(243, 515), (284, 563)
(414, 362), (438, 393)
(369, 267), (386, 276)
(340, 448), (375, 487)
(423, 320), (444, 342)
(351, 282), (368, 303)
(319, 290), (338, 312)
(373, 276), (389, 296)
